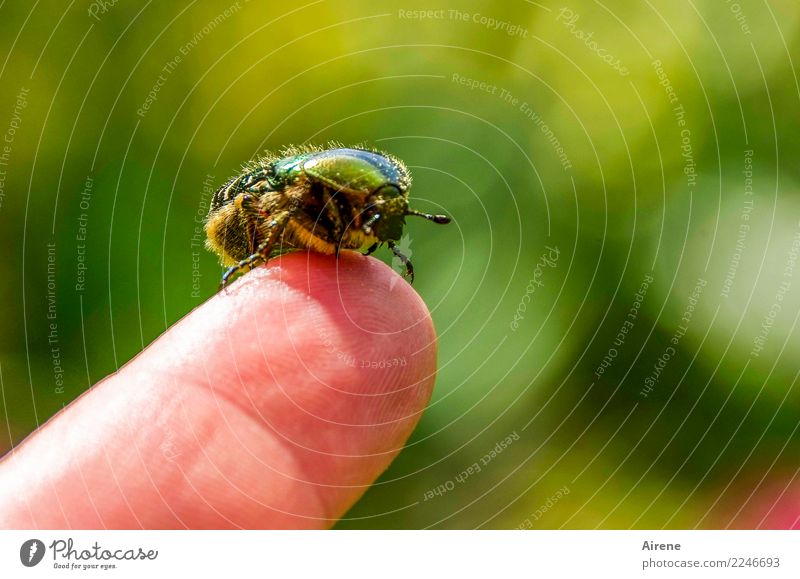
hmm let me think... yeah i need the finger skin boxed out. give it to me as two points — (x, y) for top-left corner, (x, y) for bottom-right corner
(0, 251), (438, 529)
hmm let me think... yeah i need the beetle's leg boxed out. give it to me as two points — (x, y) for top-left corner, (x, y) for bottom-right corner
(236, 193), (265, 253)
(321, 188), (345, 256)
(238, 193), (267, 217)
(387, 240), (414, 284)
(363, 242), (379, 256)
(219, 211), (291, 290)
(240, 167), (276, 194)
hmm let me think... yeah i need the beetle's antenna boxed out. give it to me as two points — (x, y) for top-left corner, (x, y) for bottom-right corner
(406, 209), (451, 224)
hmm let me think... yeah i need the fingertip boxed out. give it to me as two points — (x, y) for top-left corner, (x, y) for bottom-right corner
(215, 250), (438, 398)
(163, 250), (441, 523)
(208, 249), (438, 436)
(0, 250), (441, 528)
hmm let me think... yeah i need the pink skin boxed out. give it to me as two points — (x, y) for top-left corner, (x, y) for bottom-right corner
(0, 252), (438, 529)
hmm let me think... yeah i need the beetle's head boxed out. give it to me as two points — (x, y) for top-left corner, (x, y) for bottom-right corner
(363, 184), (408, 241)
(362, 184), (451, 242)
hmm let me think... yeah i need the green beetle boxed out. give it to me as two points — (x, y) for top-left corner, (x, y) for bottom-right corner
(205, 145), (450, 288)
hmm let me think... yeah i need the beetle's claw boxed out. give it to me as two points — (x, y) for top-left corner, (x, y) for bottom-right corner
(219, 266), (237, 291)
(404, 261), (415, 284)
(388, 241), (415, 284)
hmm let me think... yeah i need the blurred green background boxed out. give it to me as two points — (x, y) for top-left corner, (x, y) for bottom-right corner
(1, 0), (799, 529)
